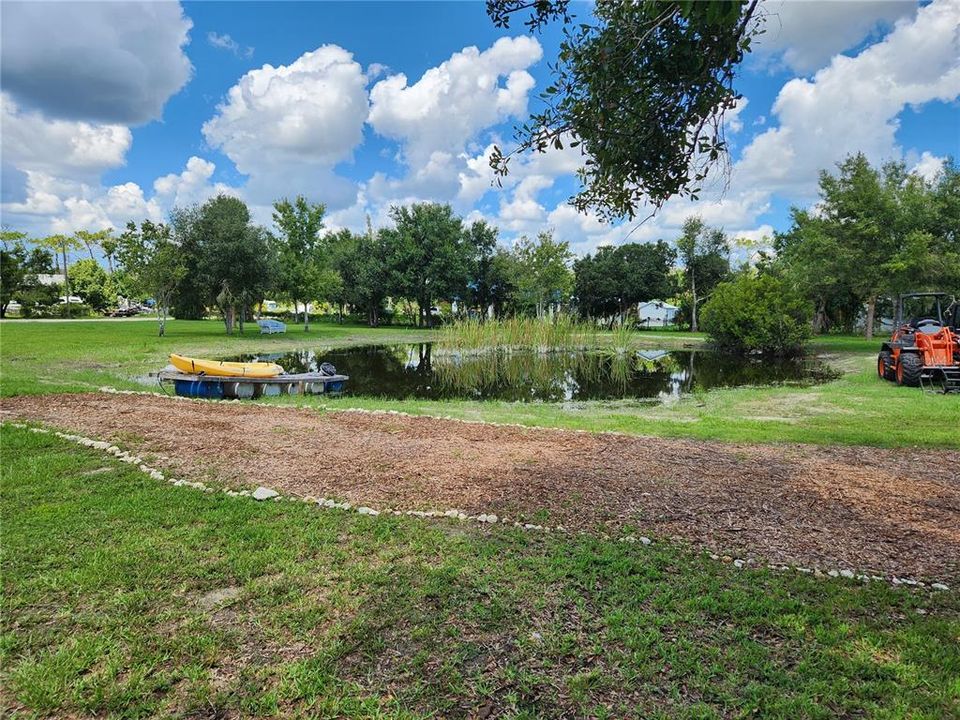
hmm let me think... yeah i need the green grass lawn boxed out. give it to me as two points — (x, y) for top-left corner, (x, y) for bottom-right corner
(0, 318), (431, 396)
(2, 318), (956, 448)
(3, 426), (958, 719)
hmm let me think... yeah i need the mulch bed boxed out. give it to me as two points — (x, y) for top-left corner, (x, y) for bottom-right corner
(4, 392), (959, 581)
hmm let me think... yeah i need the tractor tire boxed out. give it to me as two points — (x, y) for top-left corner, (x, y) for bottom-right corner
(896, 352), (923, 387)
(877, 350), (894, 381)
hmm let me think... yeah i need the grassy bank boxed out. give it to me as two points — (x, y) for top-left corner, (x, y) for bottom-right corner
(0, 318), (430, 396)
(3, 426), (957, 719)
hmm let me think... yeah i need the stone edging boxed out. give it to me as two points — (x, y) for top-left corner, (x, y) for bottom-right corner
(13, 396), (958, 592)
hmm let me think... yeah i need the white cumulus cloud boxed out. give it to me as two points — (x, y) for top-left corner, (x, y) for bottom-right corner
(757, 0), (918, 74)
(1, 94), (131, 180)
(738, 0), (960, 199)
(202, 45), (369, 207)
(0, 1), (192, 124)
(367, 37), (543, 203)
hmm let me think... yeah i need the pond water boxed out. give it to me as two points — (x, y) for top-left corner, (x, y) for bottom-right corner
(230, 344), (834, 403)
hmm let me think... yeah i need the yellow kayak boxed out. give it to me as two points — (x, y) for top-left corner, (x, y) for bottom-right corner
(169, 353), (284, 378)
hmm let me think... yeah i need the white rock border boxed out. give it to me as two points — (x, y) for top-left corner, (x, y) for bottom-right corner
(7, 410), (953, 594)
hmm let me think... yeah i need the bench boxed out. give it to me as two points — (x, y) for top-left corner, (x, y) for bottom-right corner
(257, 319), (287, 334)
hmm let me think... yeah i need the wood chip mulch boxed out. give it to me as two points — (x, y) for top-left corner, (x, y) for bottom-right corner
(4, 392), (959, 581)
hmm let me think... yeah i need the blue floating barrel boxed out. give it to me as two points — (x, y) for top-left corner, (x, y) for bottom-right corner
(173, 379), (224, 399)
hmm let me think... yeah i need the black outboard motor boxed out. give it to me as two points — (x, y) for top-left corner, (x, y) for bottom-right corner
(319, 362), (337, 377)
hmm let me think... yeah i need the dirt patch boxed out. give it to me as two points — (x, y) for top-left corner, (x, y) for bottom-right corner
(198, 586), (242, 611)
(4, 392), (959, 580)
(80, 466), (114, 476)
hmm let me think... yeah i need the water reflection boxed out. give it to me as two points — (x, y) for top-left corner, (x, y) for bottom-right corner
(233, 344), (834, 403)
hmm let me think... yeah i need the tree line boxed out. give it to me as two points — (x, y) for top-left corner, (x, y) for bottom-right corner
(1, 197), (591, 332)
(2, 153), (957, 349)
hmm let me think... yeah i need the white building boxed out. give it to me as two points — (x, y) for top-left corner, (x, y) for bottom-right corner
(37, 273), (65, 286)
(637, 300), (679, 328)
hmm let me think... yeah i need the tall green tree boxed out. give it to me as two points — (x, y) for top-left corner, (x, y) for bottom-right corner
(101, 233), (119, 274)
(574, 241), (676, 321)
(272, 196), (327, 332)
(775, 209), (856, 334)
(488, 0), (762, 220)
(513, 230), (574, 317)
(814, 154), (894, 339)
(117, 220), (185, 336)
(169, 195), (276, 333)
(1, 230), (29, 318)
(1, 236), (57, 318)
(382, 203), (470, 327)
(33, 233), (84, 318)
(777, 154), (960, 338)
(463, 219), (504, 317)
(329, 227), (390, 326)
(675, 218), (730, 332)
(74, 229), (113, 263)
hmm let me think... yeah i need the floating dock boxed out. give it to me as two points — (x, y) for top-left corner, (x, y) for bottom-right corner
(158, 371), (348, 400)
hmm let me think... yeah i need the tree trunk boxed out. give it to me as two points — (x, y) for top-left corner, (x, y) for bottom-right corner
(690, 273), (698, 333)
(62, 247), (71, 318)
(812, 297), (825, 334)
(157, 305), (167, 337)
(864, 295), (877, 340)
(304, 301), (310, 333)
(223, 305), (235, 334)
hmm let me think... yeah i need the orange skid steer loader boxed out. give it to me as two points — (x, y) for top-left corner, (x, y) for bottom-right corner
(877, 292), (960, 393)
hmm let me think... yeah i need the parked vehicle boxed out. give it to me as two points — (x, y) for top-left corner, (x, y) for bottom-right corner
(877, 292), (959, 392)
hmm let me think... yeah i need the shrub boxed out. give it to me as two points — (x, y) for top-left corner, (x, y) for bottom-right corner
(27, 303), (94, 319)
(69, 258), (115, 311)
(701, 273), (812, 356)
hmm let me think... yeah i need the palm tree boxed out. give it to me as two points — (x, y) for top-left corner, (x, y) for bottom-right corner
(35, 234), (83, 317)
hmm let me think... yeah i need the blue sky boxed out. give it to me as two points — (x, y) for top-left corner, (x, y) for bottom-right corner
(2, 1), (958, 256)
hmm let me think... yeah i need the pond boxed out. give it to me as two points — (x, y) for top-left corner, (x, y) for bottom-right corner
(230, 344), (835, 403)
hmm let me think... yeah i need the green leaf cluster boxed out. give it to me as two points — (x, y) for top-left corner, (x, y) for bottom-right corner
(487, 0), (762, 220)
(701, 272), (812, 356)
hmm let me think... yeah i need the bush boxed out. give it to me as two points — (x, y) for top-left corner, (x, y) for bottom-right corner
(701, 273), (812, 356)
(69, 259), (115, 311)
(26, 303), (94, 319)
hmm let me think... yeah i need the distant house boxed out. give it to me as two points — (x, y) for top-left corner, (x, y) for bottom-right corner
(637, 300), (679, 328)
(37, 273), (65, 286)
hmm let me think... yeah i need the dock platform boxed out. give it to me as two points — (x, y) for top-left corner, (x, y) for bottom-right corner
(158, 371), (348, 399)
